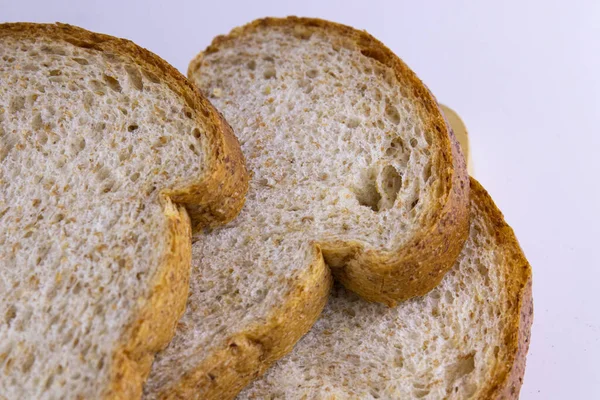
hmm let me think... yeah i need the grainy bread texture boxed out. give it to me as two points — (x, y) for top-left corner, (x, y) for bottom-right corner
(0, 23), (247, 400)
(143, 17), (469, 399)
(240, 178), (533, 400)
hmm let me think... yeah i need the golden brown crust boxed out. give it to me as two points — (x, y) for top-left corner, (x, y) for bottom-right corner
(167, 111), (248, 231)
(493, 278), (533, 400)
(156, 245), (333, 400)
(0, 23), (248, 399)
(190, 16), (469, 306)
(108, 200), (191, 399)
(468, 179), (533, 400)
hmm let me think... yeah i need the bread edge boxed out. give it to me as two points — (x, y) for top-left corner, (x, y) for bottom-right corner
(154, 245), (332, 400)
(189, 16), (469, 306)
(108, 200), (191, 399)
(469, 178), (533, 400)
(0, 23), (249, 399)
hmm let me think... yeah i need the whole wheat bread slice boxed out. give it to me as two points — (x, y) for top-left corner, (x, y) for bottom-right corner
(0, 23), (247, 399)
(144, 17), (469, 399)
(239, 178), (533, 400)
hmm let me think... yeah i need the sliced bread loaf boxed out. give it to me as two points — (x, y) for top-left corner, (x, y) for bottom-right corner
(240, 178), (533, 400)
(143, 17), (469, 399)
(0, 23), (247, 399)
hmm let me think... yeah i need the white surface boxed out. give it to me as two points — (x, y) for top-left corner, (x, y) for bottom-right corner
(1, 0), (598, 398)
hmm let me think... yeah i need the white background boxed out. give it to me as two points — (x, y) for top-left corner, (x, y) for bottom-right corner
(2, 1), (599, 398)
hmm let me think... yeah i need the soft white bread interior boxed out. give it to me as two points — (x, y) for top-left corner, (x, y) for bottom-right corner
(0, 23), (247, 399)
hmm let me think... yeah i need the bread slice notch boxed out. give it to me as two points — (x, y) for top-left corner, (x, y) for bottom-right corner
(0, 23), (247, 399)
(143, 17), (469, 399)
(240, 178), (533, 400)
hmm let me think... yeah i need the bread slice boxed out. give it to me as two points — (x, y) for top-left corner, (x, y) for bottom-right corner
(239, 178), (533, 399)
(0, 23), (247, 399)
(143, 17), (469, 399)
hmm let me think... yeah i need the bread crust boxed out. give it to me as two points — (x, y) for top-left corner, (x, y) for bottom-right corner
(0, 23), (248, 399)
(108, 200), (191, 399)
(189, 16), (469, 307)
(155, 245), (332, 400)
(468, 180), (533, 400)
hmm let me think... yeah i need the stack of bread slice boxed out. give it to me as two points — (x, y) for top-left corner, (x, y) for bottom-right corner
(0, 17), (532, 400)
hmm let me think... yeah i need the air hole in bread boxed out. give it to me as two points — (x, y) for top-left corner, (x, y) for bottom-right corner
(385, 102), (401, 125)
(124, 65), (144, 91)
(102, 74), (122, 92)
(345, 117), (360, 129)
(385, 137), (405, 157)
(127, 124), (139, 132)
(44, 373), (54, 390)
(353, 176), (381, 212)
(306, 69), (318, 79)
(22, 63), (40, 72)
(444, 290), (454, 304)
(101, 180), (116, 193)
(246, 60), (256, 70)
(117, 151), (129, 164)
(9, 96), (25, 113)
(410, 198), (419, 210)
(447, 352), (475, 383)
(4, 305), (16, 326)
(72, 57), (89, 65)
(95, 166), (111, 182)
(188, 144), (200, 156)
(414, 388), (430, 398)
(89, 80), (106, 95)
(393, 352), (405, 368)
(379, 165), (402, 210)
(83, 92), (94, 109)
(21, 352), (35, 374)
(153, 136), (169, 148)
(30, 113), (43, 131)
(73, 137), (86, 153)
(423, 162), (432, 182)
(72, 282), (82, 295)
(263, 67), (276, 79)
